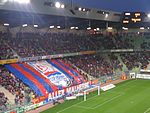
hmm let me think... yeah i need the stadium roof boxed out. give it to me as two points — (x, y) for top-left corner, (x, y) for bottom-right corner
(0, 10), (121, 29)
(72, 0), (150, 13)
(0, 0), (150, 29)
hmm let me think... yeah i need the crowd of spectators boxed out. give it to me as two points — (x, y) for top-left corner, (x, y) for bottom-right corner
(62, 54), (116, 78)
(141, 41), (150, 49)
(108, 54), (123, 70)
(121, 52), (150, 70)
(0, 38), (16, 60)
(0, 92), (8, 111)
(1, 30), (150, 60)
(1, 32), (140, 59)
(40, 33), (97, 54)
(0, 66), (37, 106)
(113, 35), (134, 49)
(5, 33), (47, 57)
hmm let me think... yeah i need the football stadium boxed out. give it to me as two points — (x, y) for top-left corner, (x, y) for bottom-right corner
(0, 0), (150, 113)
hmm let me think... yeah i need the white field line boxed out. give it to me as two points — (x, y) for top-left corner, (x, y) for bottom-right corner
(57, 80), (134, 113)
(57, 93), (123, 113)
(92, 94), (123, 109)
(74, 105), (93, 109)
(144, 108), (150, 113)
(57, 95), (98, 113)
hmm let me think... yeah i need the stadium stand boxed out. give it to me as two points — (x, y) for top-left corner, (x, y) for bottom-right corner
(0, 2), (150, 112)
(0, 66), (37, 107)
(63, 54), (115, 78)
(120, 52), (150, 70)
(0, 32), (140, 59)
(0, 37), (16, 60)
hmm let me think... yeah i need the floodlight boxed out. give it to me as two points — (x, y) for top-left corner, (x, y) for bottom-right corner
(105, 13), (108, 18)
(34, 25), (38, 28)
(123, 20), (129, 24)
(140, 27), (144, 30)
(83, 8), (86, 12)
(87, 27), (91, 30)
(125, 13), (130, 16)
(22, 24), (27, 27)
(148, 27), (150, 29)
(75, 27), (79, 30)
(55, 2), (61, 8)
(94, 29), (97, 31)
(61, 4), (65, 8)
(57, 26), (60, 29)
(50, 26), (54, 28)
(14, 0), (30, 4)
(4, 23), (9, 26)
(70, 27), (74, 29)
(122, 27), (128, 30)
(108, 27), (112, 30)
(96, 28), (100, 31)
(78, 7), (82, 11)
(148, 14), (150, 18)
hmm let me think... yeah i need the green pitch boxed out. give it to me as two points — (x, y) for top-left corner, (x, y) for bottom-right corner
(41, 79), (150, 113)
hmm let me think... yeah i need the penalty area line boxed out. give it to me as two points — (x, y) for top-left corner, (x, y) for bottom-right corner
(92, 94), (123, 109)
(144, 108), (150, 113)
(57, 94), (98, 113)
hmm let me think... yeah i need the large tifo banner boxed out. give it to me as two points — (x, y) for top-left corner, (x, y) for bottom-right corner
(5, 60), (85, 96)
(28, 60), (77, 87)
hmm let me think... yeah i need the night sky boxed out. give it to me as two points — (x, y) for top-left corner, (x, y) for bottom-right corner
(64, 0), (150, 13)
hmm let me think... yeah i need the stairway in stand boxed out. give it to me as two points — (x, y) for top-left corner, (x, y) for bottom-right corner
(0, 86), (15, 104)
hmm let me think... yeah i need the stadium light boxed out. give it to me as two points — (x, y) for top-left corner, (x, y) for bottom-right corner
(61, 4), (65, 8)
(147, 14), (150, 18)
(75, 27), (79, 30)
(78, 7), (82, 11)
(105, 13), (108, 18)
(94, 29), (97, 31)
(83, 8), (86, 12)
(22, 24), (27, 27)
(4, 23), (9, 26)
(125, 13), (131, 16)
(87, 27), (91, 30)
(57, 26), (61, 29)
(55, 2), (61, 8)
(96, 28), (100, 31)
(140, 27), (144, 30)
(148, 27), (150, 29)
(122, 27), (128, 30)
(14, 0), (30, 4)
(107, 27), (113, 30)
(34, 25), (38, 28)
(50, 25), (54, 28)
(70, 27), (74, 29)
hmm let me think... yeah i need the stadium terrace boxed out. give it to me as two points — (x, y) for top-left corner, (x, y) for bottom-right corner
(0, 0), (150, 113)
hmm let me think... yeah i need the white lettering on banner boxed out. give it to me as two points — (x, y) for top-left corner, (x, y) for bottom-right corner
(48, 93), (52, 101)
(54, 91), (57, 98)
(66, 87), (72, 93)
(47, 82), (91, 100)
(58, 90), (64, 96)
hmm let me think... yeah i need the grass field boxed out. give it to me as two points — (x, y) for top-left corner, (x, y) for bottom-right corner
(41, 79), (150, 113)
